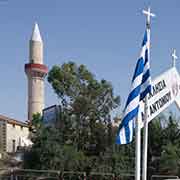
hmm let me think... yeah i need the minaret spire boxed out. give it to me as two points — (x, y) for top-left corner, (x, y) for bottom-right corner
(31, 23), (42, 42)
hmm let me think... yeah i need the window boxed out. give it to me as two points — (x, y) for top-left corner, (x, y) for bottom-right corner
(12, 140), (16, 153)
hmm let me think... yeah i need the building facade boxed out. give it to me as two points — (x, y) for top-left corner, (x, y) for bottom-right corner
(0, 115), (30, 153)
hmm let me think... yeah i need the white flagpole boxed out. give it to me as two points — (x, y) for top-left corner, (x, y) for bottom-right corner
(135, 113), (141, 180)
(142, 27), (150, 180)
(142, 7), (155, 180)
(142, 94), (149, 180)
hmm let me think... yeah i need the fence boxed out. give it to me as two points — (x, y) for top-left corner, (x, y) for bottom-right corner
(0, 169), (178, 180)
(151, 175), (179, 180)
(0, 169), (135, 180)
(0, 169), (60, 180)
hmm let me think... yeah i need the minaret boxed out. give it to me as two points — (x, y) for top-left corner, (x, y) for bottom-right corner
(25, 23), (48, 122)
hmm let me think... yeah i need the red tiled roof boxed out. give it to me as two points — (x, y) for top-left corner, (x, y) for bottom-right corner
(0, 114), (29, 127)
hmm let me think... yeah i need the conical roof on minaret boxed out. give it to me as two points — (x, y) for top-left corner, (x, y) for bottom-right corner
(31, 22), (42, 42)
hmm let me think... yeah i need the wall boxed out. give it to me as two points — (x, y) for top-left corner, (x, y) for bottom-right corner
(0, 120), (6, 152)
(6, 123), (29, 153)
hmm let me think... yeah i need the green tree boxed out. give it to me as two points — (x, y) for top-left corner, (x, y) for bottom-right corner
(163, 114), (180, 145)
(147, 116), (164, 176)
(48, 62), (120, 153)
(147, 113), (180, 178)
(159, 142), (180, 175)
(158, 114), (180, 176)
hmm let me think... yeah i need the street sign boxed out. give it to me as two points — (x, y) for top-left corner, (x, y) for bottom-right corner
(139, 67), (180, 128)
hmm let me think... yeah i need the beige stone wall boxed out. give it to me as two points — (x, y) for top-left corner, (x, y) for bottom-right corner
(0, 121), (6, 152)
(29, 41), (43, 64)
(28, 77), (44, 120)
(6, 123), (29, 153)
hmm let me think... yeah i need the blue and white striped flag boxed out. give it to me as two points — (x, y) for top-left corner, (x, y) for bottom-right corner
(116, 29), (151, 144)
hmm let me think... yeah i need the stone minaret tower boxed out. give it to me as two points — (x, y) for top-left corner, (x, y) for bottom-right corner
(25, 23), (48, 122)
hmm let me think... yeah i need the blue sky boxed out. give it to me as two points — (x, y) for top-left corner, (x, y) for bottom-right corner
(0, 0), (180, 121)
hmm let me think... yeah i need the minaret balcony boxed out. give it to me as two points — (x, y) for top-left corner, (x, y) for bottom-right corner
(25, 63), (48, 78)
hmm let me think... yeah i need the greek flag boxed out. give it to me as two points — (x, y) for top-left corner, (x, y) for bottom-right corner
(116, 29), (151, 144)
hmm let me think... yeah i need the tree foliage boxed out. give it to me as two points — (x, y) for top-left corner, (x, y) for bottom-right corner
(47, 62), (120, 152)
(147, 113), (180, 178)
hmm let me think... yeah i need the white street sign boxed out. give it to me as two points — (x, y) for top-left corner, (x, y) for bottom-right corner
(139, 67), (180, 128)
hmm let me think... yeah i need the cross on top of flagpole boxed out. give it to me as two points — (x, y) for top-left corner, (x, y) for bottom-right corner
(143, 7), (155, 28)
(172, 49), (178, 67)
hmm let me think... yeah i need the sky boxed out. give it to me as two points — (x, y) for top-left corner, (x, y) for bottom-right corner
(0, 0), (180, 121)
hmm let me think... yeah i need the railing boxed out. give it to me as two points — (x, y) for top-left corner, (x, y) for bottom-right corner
(151, 175), (179, 180)
(0, 169), (178, 180)
(0, 169), (134, 180)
